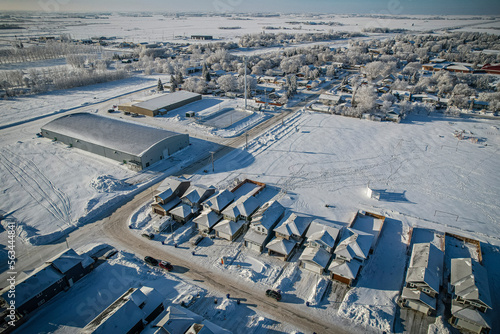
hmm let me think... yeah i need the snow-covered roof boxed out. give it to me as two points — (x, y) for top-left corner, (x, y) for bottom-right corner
(156, 176), (190, 195)
(243, 229), (267, 245)
(131, 91), (201, 111)
(273, 213), (311, 238)
(250, 200), (285, 231)
(204, 189), (235, 212)
(401, 287), (436, 310)
(155, 306), (203, 334)
(186, 320), (232, 334)
(451, 300), (490, 328)
(132, 286), (164, 319)
(266, 237), (297, 256)
(319, 94), (342, 102)
(328, 258), (362, 280)
(406, 243), (443, 291)
(212, 219), (246, 236)
(42, 113), (187, 157)
(170, 203), (196, 219)
(182, 185), (216, 206)
(154, 197), (181, 213)
(299, 246), (332, 268)
(1, 264), (64, 308)
(450, 258), (492, 309)
(334, 228), (374, 262)
(46, 248), (83, 274)
(222, 195), (260, 220)
(305, 219), (341, 248)
(156, 188), (175, 202)
(193, 209), (223, 229)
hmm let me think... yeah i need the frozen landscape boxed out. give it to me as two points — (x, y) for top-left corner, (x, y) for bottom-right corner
(0, 5), (500, 334)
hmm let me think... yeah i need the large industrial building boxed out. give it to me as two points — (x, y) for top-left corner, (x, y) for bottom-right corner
(118, 91), (202, 117)
(41, 113), (189, 170)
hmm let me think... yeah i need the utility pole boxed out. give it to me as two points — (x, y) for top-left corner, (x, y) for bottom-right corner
(210, 151), (215, 172)
(244, 56), (247, 110)
(245, 133), (248, 150)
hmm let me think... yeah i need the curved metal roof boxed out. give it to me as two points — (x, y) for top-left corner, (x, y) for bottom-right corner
(42, 113), (186, 157)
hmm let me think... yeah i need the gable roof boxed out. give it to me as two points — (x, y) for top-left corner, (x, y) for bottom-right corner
(1, 264), (64, 308)
(156, 177), (190, 196)
(182, 185), (216, 206)
(156, 188), (175, 202)
(450, 258), (492, 309)
(204, 189), (235, 212)
(451, 300), (490, 328)
(250, 200), (285, 231)
(273, 213), (311, 238)
(222, 195), (260, 220)
(406, 243), (443, 292)
(334, 228), (374, 261)
(266, 237), (297, 256)
(299, 247), (332, 268)
(155, 306), (203, 334)
(401, 287), (436, 310)
(170, 203), (196, 219)
(212, 219), (246, 236)
(328, 258), (362, 280)
(193, 209), (223, 229)
(305, 219), (341, 248)
(46, 248), (83, 274)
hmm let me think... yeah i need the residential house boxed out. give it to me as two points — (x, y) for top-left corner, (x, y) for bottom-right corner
(273, 213), (312, 243)
(244, 200), (285, 253)
(203, 189), (235, 214)
(45, 248), (89, 287)
(82, 286), (165, 334)
(153, 306), (232, 334)
(299, 246), (332, 275)
(169, 203), (197, 224)
(399, 242), (444, 315)
(193, 209), (223, 234)
(304, 219), (341, 253)
(221, 195), (260, 222)
(213, 219), (247, 241)
(151, 177), (190, 216)
(181, 185), (216, 211)
(328, 258), (362, 286)
(319, 94), (343, 106)
(449, 258), (492, 334)
(333, 228), (374, 263)
(266, 237), (299, 261)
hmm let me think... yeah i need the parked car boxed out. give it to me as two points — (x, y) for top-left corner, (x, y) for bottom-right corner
(144, 256), (158, 266)
(265, 289), (281, 301)
(107, 108), (114, 113)
(124, 111), (131, 115)
(102, 249), (118, 259)
(141, 233), (154, 240)
(192, 236), (204, 246)
(159, 261), (173, 271)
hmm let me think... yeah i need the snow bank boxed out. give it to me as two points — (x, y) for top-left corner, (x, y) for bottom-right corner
(90, 175), (131, 193)
(307, 277), (330, 306)
(428, 316), (451, 334)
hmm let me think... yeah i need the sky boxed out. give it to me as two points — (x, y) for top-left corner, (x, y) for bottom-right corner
(1, 0), (499, 15)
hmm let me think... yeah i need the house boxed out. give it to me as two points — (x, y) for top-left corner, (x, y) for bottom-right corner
(230, 179), (266, 198)
(244, 200), (285, 253)
(184, 320), (232, 334)
(299, 246), (332, 274)
(193, 209), (223, 234)
(385, 108), (401, 122)
(319, 94), (342, 106)
(212, 219), (247, 241)
(82, 286), (164, 334)
(448, 258), (492, 334)
(266, 237), (298, 261)
(181, 185), (216, 210)
(400, 287), (437, 315)
(405, 243), (443, 298)
(221, 195), (260, 222)
(304, 219), (341, 253)
(328, 258), (362, 286)
(203, 189), (235, 214)
(450, 258), (492, 313)
(273, 212), (312, 243)
(334, 228), (374, 263)
(156, 177), (190, 197)
(154, 306), (203, 334)
(0, 264), (66, 316)
(481, 63), (500, 75)
(45, 248), (89, 287)
(152, 197), (182, 216)
(152, 177), (190, 216)
(169, 203), (197, 224)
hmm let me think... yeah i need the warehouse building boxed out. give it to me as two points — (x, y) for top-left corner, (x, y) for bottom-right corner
(118, 91), (202, 117)
(41, 113), (189, 170)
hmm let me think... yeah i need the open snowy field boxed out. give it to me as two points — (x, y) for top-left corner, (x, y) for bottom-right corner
(1, 13), (498, 47)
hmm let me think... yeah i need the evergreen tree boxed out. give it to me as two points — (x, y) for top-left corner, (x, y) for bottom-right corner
(176, 72), (184, 85)
(170, 75), (177, 92)
(157, 78), (164, 92)
(202, 63), (211, 82)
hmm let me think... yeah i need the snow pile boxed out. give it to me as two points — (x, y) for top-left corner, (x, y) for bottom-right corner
(128, 200), (153, 229)
(338, 288), (395, 333)
(307, 277), (330, 306)
(427, 316), (451, 334)
(90, 175), (130, 193)
(214, 298), (237, 321)
(273, 263), (300, 291)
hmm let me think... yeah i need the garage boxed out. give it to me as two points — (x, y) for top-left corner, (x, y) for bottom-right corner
(303, 262), (323, 275)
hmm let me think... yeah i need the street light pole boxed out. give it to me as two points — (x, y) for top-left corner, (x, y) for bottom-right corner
(210, 151), (215, 172)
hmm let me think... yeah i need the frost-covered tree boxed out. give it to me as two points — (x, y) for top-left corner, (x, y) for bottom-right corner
(170, 75), (177, 92)
(354, 84), (377, 112)
(217, 74), (237, 93)
(237, 75), (257, 95)
(285, 74), (297, 98)
(183, 77), (207, 94)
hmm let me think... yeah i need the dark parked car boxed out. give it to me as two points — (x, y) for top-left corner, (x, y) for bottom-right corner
(141, 233), (154, 240)
(144, 256), (158, 266)
(159, 261), (173, 271)
(107, 109), (114, 113)
(265, 289), (281, 301)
